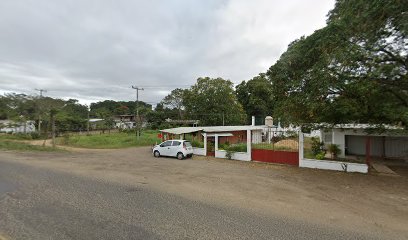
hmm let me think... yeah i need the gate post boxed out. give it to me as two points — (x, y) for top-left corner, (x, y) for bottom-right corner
(298, 130), (303, 166)
(247, 129), (252, 161)
(203, 133), (207, 156)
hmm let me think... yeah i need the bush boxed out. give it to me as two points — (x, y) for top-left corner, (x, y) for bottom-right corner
(13, 133), (32, 140)
(311, 137), (325, 156)
(191, 140), (204, 148)
(218, 141), (230, 150)
(225, 143), (247, 152)
(30, 132), (40, 139)
(327, 144), (341, 159)
(315, 152), (325, 160)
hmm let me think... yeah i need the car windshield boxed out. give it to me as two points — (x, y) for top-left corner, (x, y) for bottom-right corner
(184, 141), (192, 147)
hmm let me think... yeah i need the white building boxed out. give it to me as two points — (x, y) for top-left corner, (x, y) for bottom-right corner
(0, 120), (36, 134)
(319, 124), (408, 160)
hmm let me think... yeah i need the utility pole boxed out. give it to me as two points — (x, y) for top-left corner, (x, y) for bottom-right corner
(131, 86), (144, 140)
(35, 88), (47, 134)
(87, 105), (90, 135)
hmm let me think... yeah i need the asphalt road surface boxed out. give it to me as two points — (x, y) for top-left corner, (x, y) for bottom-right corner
(0, 158), (385, 240)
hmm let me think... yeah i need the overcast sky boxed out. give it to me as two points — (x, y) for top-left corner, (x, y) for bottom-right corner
(0, 0), (335, 106)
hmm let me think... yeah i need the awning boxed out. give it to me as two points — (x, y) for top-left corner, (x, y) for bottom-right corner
(204, 133), (233, 137)
(160, 127), (202, 135)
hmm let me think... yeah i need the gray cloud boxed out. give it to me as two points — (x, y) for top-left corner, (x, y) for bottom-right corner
(0, 0), (335, 105)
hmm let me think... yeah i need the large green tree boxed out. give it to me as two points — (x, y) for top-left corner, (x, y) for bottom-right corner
(267, 0), (408, 127)
(236, 73), (274, 123)
(0, 93), (89, 133)
(90, 100), (152, 117)
(184, 77), (246, 126)
(161, 88), (186, 120)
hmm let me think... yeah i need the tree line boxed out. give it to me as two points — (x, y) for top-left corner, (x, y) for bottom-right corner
(1, 0), (406, 132)
(159, 0), (408, 129)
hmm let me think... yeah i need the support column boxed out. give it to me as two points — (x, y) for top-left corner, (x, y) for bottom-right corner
(203, 133), (207, 156)
(366, 136), (371, 166)
(215, 134), (219, 151)
(299, 130), (304, 165)
(247, 130), (252, 161)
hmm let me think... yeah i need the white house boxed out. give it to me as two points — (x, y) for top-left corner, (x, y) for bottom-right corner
(319, 124), (407, 160)
(0, 120), (36, 134)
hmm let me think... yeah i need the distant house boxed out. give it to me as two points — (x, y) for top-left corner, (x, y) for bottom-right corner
(0, 120), (36, 134)
(88, 118), (105, 130)
(114, 114), (147, 129)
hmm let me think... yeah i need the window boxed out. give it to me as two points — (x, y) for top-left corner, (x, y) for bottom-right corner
(161, 141), (172, 147)
(172, 141), (181, 146)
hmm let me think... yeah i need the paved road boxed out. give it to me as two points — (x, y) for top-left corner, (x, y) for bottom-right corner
(0, 159), (380, 240)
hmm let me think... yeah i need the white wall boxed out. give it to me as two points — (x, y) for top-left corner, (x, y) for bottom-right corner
(251, 130), (262, 143)
(0, 121), (36, 133)
(193, 148), (206, 156)
(299, 132), (368, 174)
(332, 129), (346, 158)
(304, 130), (321, 139)
(215, 150), (251, 161)
(328, 129), (408, 159)
(300, 158), (368, 173)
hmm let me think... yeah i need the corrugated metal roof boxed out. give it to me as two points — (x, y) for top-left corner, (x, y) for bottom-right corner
(89, 118), (104, 122)
(332, 124), (403, 130)
(160, 125), (265, 135)
(202, 125), (265, 132)
(160, 127), (203, 135)
(205, 133), (233, 137)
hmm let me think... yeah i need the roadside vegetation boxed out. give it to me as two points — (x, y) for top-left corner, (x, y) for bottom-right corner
(0, 132), (41, 140)
(57, 130), (160, 149)
(0, 140), (60, 152)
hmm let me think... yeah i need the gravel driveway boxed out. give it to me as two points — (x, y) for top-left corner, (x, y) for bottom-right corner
(0, 147), (407, 239)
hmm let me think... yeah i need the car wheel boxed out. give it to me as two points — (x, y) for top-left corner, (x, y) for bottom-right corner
(154, 151), (160, 158)
(177, 152), (184, 160)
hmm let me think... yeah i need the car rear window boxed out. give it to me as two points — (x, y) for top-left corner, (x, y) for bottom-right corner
(184, 141), (192, 147)
(172, 141), (181, 146)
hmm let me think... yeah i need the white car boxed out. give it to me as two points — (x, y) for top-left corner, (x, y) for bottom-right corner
(152, 140), (193, 160)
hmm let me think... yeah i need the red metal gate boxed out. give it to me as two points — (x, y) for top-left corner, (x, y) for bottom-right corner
(251, 149), (299, 166)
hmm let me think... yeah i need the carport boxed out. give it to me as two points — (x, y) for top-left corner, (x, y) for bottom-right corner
(160, 125), (265, 161)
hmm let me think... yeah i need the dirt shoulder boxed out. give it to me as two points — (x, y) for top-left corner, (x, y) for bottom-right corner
(1, 147), (407, 239)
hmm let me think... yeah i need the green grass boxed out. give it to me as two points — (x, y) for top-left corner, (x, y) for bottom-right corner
(58, 130), (161, 149)
(0, 133), (33, 140)
(0, 140), (60, 152)
(252, 143), (297, 152)
(219, 143), (247, 152)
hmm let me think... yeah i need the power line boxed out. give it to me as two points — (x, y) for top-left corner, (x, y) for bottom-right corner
(131, 86), (144, 140)
(35, 88), (47, 97)
(35, 88), (47, 133)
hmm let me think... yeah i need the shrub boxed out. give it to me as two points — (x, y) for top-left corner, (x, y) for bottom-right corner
(14, 133), (32, 140)
(315, 152), (325, 160)
(311, 137), (325, 156)
(191, 140), (204, 148)
(225, 143), (247, 152)
(327, 144), (341, 159)
(30, 132), (40, 139)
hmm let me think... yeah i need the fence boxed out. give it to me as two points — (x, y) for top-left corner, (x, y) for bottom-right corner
(251, 129), (299, 166)
(300, 133), (368, 173)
